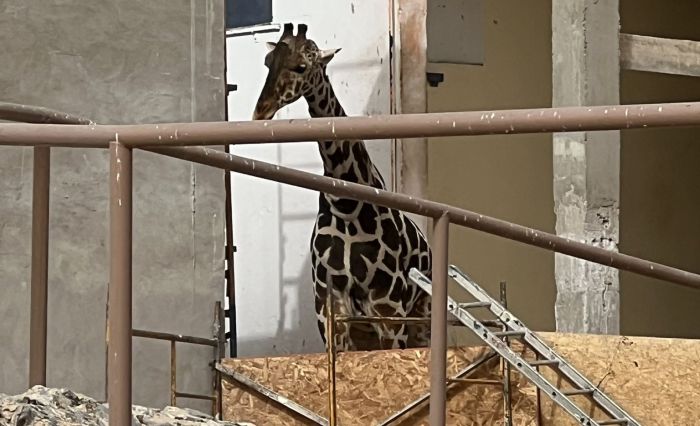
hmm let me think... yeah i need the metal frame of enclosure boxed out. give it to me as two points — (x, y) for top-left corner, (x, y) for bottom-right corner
(2, 100), (700, 425)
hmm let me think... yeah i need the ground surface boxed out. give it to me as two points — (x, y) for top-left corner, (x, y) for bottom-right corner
(0, 386), (255, 425)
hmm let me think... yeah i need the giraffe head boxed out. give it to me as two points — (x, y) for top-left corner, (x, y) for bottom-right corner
(253, 23), (341, 120)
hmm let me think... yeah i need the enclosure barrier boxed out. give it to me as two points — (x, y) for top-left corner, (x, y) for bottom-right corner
(130, 301), (226, 416)
(2, 100), (700, 425)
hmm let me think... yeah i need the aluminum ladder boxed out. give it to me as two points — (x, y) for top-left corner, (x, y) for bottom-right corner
(409, 265), (641, 426)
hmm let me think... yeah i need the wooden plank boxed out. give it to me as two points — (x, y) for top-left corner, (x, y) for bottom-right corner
(220, 333), (700, 425)
(620, 33), (700, 77)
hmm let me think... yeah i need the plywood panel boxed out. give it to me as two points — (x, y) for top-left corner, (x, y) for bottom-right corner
(222, 333), (700, 425)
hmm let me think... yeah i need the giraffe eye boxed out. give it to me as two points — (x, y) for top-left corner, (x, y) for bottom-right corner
(291, 64), (307, 74)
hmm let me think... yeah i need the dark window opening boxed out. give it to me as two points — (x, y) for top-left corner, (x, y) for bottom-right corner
(226, 0), (273, 29)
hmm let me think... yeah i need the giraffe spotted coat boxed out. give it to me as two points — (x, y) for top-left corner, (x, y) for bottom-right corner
(253, 23), (432, 351)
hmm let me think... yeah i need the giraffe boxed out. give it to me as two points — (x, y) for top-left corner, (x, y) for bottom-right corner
(252, 23), (432, 351)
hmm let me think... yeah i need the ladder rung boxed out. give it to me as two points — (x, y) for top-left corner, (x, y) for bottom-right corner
(458, 301), (492, 309)
(529, 359), (560, 367)
(597, 420), (628, 425)
(447, 378), (501, 386)
(481, 320), (503, 328)
(562, 388), (595, 396)
(492, 330), (525, 338)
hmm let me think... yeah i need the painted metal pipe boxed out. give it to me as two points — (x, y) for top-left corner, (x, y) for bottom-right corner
(429, 214), (450, 425)
(0, 102), (93, 125)
(223, 144), (238, 358)
(170, 341), (177, 407)
(108, 141), (133, 426)
(131, 329), (217, 347)
(151, 146), (700, 291)
(1, 102), (700, 148)
(325, 291), (337, 426)
(29, 146), (50, 387)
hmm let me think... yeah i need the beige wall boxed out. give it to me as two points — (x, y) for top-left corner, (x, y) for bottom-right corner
(426, 0), (555, 342)
(619, 0), (700, 338)
(427, 0), (700, 340)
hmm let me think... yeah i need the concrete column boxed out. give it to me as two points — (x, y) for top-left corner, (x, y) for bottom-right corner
(396, 0), (429, 233)
(552, 0), (620, 334)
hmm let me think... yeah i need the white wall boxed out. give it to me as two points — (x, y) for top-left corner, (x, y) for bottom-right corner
(225, 0), (393, 357)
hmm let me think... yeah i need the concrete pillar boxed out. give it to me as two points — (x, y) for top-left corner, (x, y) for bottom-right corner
(395, 0), (429, 233)
(552, 0), (620, 334)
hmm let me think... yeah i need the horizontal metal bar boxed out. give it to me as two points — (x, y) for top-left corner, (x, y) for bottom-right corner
(335, 314), (461, 326)
(447, 378), (502, 386)
(216, 363), (327, 425)
(562, 388), (595, 396)
(173, 391), (216, 401)
(493, 330), (526, 338)
(1, 102), (700, 148)
(132, 329), (217, 347)
(150, 145), (700, 292)
(336, 315), (430, 324)
(458, 301), (491, 309)
(530, 359), (560, 367)
(0, 102), (93, 125)
(597, 419), (628, 425)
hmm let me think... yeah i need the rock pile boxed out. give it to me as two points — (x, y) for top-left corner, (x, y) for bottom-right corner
(0, 386), (255, 425)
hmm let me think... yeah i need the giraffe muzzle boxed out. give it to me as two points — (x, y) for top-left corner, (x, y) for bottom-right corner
(252, 104), (277, 121)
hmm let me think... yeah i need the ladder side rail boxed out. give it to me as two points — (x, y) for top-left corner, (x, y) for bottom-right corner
(446, 266), (640, 425)
(410, 270), (602, 426)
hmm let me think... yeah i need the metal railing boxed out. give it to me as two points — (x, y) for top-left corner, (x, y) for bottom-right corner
(130, 301), (226, 417)
(2, 100), (700, 425)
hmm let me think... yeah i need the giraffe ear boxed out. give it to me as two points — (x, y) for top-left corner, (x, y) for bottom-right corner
(266, 42), (277, 52)
(319, 48), (341, 64)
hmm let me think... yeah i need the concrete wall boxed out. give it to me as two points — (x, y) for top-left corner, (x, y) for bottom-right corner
(0, 0), (226, 411)
(618, 0), (700, 339)
(426, 0), (555, 344)
(427, 0), (700, 341)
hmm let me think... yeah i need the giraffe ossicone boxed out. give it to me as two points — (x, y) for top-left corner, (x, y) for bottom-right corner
(253, 22), (433, 352)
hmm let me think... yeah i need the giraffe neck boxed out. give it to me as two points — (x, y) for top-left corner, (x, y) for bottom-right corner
(304, 68), (385, 190)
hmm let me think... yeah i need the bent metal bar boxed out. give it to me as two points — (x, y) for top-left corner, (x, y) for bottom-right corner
(153, 146), (700, 290)
(2, 101), (700, 425)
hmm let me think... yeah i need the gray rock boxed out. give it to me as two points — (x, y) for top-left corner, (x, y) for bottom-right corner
(0, 386), (255, 426)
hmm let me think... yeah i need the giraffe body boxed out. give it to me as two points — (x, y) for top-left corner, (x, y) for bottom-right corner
(253, 23), (432, 351)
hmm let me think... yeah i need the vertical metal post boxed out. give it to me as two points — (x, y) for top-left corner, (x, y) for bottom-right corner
(108, 141), (132, 426)
(223, 147), (238, 358)
(214, 301), (226, 417)
(325, 291), (337, 426)
(170, 340), (177, 407)
(429, 213), (449, 425)
(535, 352), (543, 426)
(500, 281), (512, 426)
(29, 146), (50, 387)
